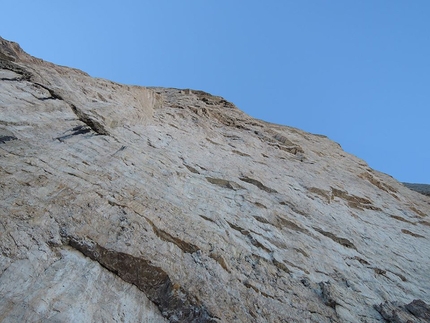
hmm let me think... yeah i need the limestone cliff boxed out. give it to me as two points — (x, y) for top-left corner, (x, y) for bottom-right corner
(0, 36), (429, 323)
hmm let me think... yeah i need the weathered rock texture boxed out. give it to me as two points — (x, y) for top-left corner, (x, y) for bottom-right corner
(0, 36), (429, 322)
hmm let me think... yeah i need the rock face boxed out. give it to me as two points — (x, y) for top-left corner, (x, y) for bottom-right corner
(403, 183), (430, 197)
(0, 36), (429, 323)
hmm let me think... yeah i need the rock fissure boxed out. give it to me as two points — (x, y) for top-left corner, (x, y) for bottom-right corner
(0, 135), (17, 144)
(55, 125), (92, 142)
(239, 176), (278, 193)
(31, 82), (64, 100)
(331, 187), (381, 211)
(375, 300), (430, 323)
(32, 80), (110, 137)
(313, 227), (357, 250)
(145, 217), (200, 254)
(0, 59), (32, 80)
(66, 236), (216, 323)
(206, 177), (244, 190)
(69, 104), (110, 136)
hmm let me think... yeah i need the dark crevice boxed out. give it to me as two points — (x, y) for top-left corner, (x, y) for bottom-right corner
(0, 59), (32, 81)
(276, 216), (309, 234)
(184, 164), (200, 174)
(331, 187), (381, 211)
(231, 149), (251, 157)
(313, 227), (357, 250)
(32, 82), (110, 137)
(198, 214), (216, 223)
(227, 221), (249, 235)
(401, 229), (425, 238)
(55, 125), (92, 142)
(32, 83), (64, 100)
(0, 135), (17, 144)
(390, 214), (415, 225)
(353, 256), (370, 266)
(1, 77), (21, 81)
(375, 299), (430, 322)
(69, 104), (109, 136)
(253, 216), (270, 224)
(243, 281), (275, 300)
(206, 177), (244, 190)
(55, 126), (91, 142)
(145, 217), (200, 254)
(37, 96), (60, 101)
(239, 176), (277, 193)
(66, 236), (217, 323)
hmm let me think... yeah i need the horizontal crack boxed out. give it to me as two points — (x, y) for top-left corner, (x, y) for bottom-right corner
(239, 176), (277, 193)
(0, 59), (32, 80)
(0, 135), (17, 144)
(55, 125), (92, 142)
(313, 227), (357, 250)
(206, 177), (244, 190)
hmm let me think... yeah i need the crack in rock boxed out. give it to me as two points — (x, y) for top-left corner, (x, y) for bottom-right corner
(331, 187), (381, 211)
(69, 104), (110, 136)
(0, 135), (17, 144)
(55, 125), (92, 142)
(375, 299), (430, 323)
(206, 177), (244, 191)
(145, 217), (200, 254)
(239, 176), (278, 193)
(67, 236), (217, 322)
(0, 59), (32, 81)
(30, 82), (110, 137)
(313, 227), (357, 250)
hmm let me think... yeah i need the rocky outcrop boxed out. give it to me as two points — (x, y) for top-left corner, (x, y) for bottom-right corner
(0, 36), (429, 322)
(403, 183), (430, 197)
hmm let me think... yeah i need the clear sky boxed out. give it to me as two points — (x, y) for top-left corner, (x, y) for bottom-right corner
(1, 1), (429, 183)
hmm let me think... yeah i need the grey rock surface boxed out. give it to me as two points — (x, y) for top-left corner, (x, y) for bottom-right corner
(403, 183), (430, 197)
(1, 36), (429, 322)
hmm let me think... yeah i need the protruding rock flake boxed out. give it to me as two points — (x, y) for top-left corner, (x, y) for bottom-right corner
(1, 36), (429, 322)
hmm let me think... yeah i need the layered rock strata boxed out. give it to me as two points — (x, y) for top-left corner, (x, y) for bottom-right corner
(0, 36), (429, 322)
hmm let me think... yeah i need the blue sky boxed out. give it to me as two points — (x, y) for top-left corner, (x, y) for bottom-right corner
(1, 1), (429, 183)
